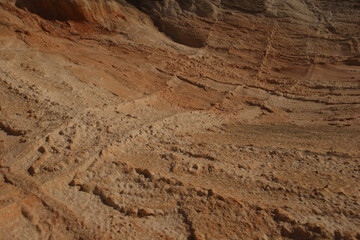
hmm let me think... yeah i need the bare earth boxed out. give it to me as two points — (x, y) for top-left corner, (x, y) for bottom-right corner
(0, 0), (359, 239)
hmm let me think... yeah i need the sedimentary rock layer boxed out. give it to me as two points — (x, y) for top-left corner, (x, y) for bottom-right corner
(0, 0), (359, 239)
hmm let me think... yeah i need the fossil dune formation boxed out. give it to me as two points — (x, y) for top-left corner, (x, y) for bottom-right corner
(0, 0), (360, 239)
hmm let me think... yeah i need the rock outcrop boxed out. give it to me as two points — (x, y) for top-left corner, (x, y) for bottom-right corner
(0, 0), (359, 239)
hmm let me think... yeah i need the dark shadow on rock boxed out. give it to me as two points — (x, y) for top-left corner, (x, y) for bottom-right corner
(125, 0), (213, 48)
(152, 18), (208, 48)
(15, 0), (87, 21)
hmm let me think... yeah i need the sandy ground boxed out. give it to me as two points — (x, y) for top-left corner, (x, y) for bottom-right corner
(0, 0), (359, 239)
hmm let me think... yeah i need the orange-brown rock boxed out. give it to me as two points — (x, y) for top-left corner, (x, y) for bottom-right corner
(0, 0), (359, 239)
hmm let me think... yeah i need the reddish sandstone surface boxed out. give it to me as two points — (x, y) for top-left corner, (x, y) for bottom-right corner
(0, 0), (359, 239)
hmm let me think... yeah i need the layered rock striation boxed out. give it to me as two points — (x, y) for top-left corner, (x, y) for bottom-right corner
(0, 0), (359, 239)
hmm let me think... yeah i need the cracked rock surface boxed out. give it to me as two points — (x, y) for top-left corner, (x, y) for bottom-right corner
(0, 0), (359, 239)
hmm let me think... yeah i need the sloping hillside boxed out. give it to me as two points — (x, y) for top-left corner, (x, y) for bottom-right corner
(0, 0), (359, 239)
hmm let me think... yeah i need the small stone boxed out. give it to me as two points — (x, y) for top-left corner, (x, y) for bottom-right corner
(51, 146), (60, 154)
(292, 226), (312, 240)
(45, 135), (52, 143)
(306, 222), (331, 238)
(81, 183), (95, 193)
(123, 206), (138, 216)
(38, 146), (46, 154)
(237, 164), (246, 169)
(155, 209), (164, 215)
(137, 208), (155, 217)
(107, 126), (115, 134)
(28, 166), (37, 175)
(135, 168), (153, 179)
(193, 231), (206, 240)
(273, 208), (295, 223)
(196, 189), (207, 197)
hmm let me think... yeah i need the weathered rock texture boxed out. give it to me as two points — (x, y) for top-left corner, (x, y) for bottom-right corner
(0, 0), (359, 239)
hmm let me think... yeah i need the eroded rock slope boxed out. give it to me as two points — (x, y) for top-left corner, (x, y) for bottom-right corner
(0, 0), (359, 239)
